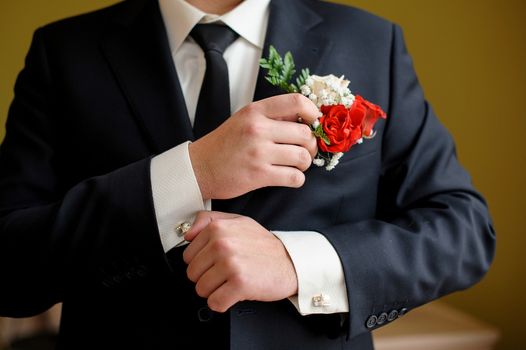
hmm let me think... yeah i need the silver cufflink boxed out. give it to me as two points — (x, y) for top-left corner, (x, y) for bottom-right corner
(312, 294), (331, 307)
(174, 222), (192, 237)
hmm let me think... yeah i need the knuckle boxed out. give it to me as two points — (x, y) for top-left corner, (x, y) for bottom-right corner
(223, 255), (238, 271)
(208, 219), (225, 233)
(195, 282), (209, 298)
(247, 145), (264, 161)
(309, 134), (318, 148)
(223, 257), (242, 277)
(242, 102), (259, 116)
(186, 265), (197, 282)
(290, 171), (305, 187)
(211, 237), (232, 255)
(250, 163), (270, 185)
(243, 119), (265, 138)
(194, 211), (206, 222)
(208, 298), (227, 313)
(301, 124), (313, 140)
(230, 272), (246, 288)
(238, 216), (254, 226)
(308, 138), (318, 157)
(249, 163), (266, 179)
(299, 149), (311, 170)
(290, 93), (305, 107)
(182, 251), (190, 264)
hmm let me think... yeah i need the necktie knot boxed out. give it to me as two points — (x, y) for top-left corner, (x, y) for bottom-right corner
(190, 24), (239, 54)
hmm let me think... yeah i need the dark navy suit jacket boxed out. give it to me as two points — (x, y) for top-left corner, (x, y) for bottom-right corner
(0, 0), (495, 349)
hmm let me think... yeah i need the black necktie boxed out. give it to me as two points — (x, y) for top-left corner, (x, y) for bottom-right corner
(190, 24), (239, 138)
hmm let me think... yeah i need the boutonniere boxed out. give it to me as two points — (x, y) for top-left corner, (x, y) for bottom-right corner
(260, 46), (387, 171)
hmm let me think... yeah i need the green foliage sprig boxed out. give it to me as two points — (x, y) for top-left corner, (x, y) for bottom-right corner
(259, 46), (310, 93)
(312, 123), (330, 145)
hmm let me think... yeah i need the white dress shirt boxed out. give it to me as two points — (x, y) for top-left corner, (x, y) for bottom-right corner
(151, 0), (348, 315)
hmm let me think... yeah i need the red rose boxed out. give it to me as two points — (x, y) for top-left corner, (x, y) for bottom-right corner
(318, 104), (363, 153)
(354, 95), (386, 137)
(317, 97), (386, 154)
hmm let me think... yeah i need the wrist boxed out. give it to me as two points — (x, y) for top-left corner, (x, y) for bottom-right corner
(276, 236), (299, 297)
(188, 141), (212, 200)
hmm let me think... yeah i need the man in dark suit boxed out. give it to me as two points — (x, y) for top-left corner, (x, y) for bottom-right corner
(0, 0), (495, 349)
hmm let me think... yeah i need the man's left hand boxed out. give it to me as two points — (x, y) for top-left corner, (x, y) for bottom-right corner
(182, 211), (298, 312)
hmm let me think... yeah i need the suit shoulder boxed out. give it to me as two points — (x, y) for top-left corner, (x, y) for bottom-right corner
(36, 0), (145, 41)
(307, 0), (391, 24)
(306, 0), (394, 36)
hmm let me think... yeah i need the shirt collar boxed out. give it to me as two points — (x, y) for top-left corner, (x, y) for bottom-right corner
(159, 0), (270, 52)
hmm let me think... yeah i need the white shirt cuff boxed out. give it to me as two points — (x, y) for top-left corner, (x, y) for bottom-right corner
(150, 141), (210, 252)
(273, 230), (349, 315)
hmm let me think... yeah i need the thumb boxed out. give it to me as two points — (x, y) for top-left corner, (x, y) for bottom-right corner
(184, 211), (240, 241)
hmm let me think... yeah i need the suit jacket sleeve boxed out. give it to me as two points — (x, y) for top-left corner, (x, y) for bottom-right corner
(0, 29), (169, 317)
(320, 24), (495, 338)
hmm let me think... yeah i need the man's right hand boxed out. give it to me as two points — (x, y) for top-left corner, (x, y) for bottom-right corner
(189, 93), (321, 200)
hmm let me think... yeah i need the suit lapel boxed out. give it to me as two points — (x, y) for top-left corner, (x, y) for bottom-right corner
(253, 0), (332, 102)
(100, 0), (194, 154)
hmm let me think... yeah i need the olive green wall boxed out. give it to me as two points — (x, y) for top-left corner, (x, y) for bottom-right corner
(0, 1), (524, 349)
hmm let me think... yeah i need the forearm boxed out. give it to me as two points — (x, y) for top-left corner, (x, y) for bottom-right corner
(321, 188), (494, 337)
(0, 157), (169, 317)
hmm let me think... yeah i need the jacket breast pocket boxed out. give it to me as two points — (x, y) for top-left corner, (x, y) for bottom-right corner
(245, 148), (381, 230)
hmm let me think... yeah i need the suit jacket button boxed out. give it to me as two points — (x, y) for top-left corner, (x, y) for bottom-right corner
(366, 315), (377, 329)
(197, 306), (214, 322)
(398, 308), (408, 317)
(387, 309), (399, 321)
(377, 312), (388, 325)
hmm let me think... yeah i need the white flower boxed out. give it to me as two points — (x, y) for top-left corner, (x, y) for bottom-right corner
(312, 120), (320, 129)
(333, 152), (344, 161)
(321, 95), (334, 106)
(300, 85), (311, 96)
(307, 74), (355, 108)
(340, 95), (355, 108)
(313, 158), (325, 167)
(324, 152), (344, 171)
(308, 93), (318, 104)
(325, 159), (338, 171)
